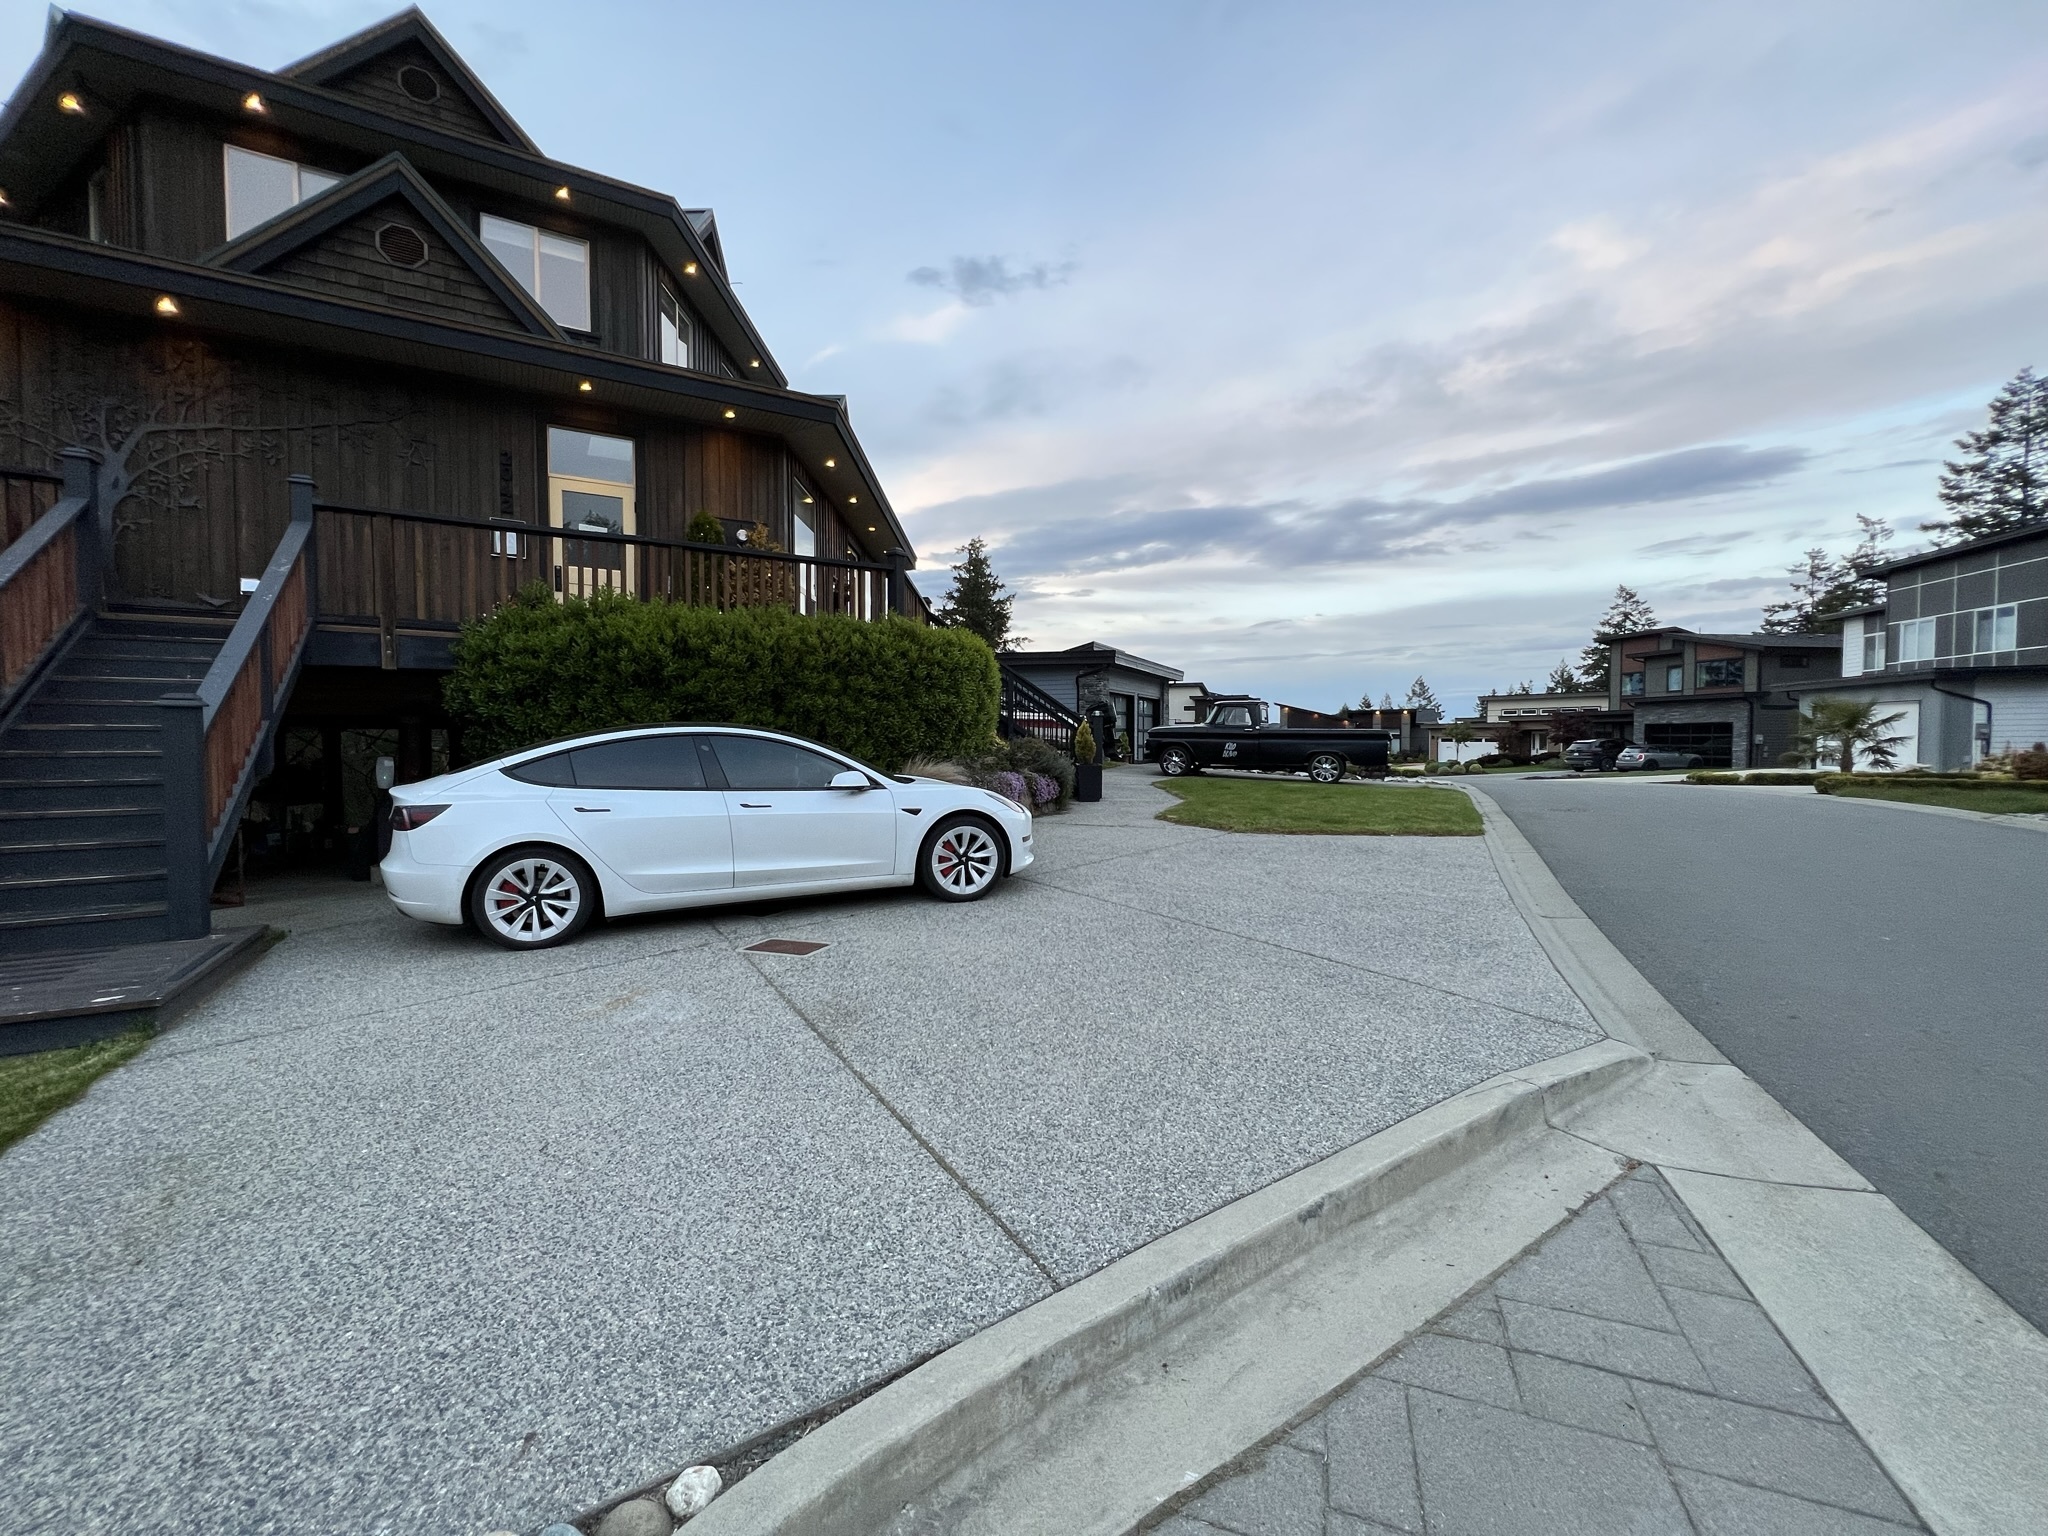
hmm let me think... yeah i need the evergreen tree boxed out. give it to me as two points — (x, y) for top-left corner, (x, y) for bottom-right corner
(1546, 659), (1581, 693)
(1404, 676), (1442, 714)
(1381, 692), (1397, 709)
(1923, 367), (2048, 544)
(1578, 585), (1657, 689)
(935, 536), (1023, 651)
(1759, 516), (1891, 633)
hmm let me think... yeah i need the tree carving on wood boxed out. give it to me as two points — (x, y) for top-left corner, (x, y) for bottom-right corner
(0, 334), (429, 600)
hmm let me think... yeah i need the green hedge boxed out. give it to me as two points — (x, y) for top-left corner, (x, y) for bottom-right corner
(1816, 774), (2048, 795)
(1686, 770), (1827, 786)
(444, 586), (1000, 771)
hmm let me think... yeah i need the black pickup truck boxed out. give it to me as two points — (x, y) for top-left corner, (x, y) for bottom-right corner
(1147, 701), (1394, 783)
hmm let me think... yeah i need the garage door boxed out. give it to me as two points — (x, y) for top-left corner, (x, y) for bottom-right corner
(1643, 721), (1735, 767)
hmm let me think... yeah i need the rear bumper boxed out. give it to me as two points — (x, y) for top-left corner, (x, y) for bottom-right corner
(379, 848), (467, 926)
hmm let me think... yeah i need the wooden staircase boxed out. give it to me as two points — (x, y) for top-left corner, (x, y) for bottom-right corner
(0, 616), (232, 954)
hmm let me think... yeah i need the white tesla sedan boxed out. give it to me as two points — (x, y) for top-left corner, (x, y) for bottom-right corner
(379, 725), (1033, 949)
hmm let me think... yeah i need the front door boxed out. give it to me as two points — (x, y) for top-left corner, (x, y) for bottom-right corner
(705, 734), (898, 887)
(548, 426), (636, 599)
(544, 734), (732, 894)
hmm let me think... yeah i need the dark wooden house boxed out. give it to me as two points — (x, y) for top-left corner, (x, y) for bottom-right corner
(0, 8), (923, 961)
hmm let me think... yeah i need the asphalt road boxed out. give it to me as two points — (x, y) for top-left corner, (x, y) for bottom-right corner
(1479, 775), (2048, 1331)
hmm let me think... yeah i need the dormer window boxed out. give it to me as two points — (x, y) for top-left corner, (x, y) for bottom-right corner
(658, 284), (692, 368)
(480, 214), (589, 331)
(224, 146), (341, 239)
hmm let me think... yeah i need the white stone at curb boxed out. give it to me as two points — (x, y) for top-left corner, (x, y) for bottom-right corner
(667, 1464), (723, 1518)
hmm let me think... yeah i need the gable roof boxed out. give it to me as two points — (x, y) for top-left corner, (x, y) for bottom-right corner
(277, 8), (538, 154)
(204, 152), (562, 339)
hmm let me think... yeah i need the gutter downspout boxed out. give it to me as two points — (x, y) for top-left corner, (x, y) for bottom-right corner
(1928, 678), (1992, 769)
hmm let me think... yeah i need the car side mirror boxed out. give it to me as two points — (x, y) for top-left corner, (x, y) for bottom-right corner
(830, 770), (873, 791)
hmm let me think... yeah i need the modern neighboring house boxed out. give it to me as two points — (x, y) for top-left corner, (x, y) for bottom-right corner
(1001, 642), (1183, 759)
(0, 8), (919, 955)
(1786, 523), (2048, 769)
(1476, 688), (1610, 757)
(1606, 628), (1842, 768)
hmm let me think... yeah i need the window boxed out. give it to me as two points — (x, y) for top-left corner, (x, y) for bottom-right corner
(1958, 605), (2018, 654)
(1211, 705), (1254, 728)
(547, 427), (636, 595)
(223, 145), (342, 239)
(1895, 617), (1936, 664)
(504, 751), (574, 785)
(1620, 671), (1645, 697)
(567, 736), (709, 789)
(480, 213), (590, 330)
(659, 284), (692, 368)
(1862, 628), (1886, 671)
(1696, 658), (1744, 688)
(1665, 664), (1684, 692)
(706, 735), (845, 789)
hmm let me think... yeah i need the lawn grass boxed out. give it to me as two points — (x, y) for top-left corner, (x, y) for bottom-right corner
(1157, 774), (1483, 835)
(1824, 782), (2048, 815)
(0, 1029), (153, 1154)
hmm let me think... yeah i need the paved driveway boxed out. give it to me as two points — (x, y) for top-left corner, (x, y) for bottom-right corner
(1, 769), (1598, 1536)
(1479, 774), (2048, 1331)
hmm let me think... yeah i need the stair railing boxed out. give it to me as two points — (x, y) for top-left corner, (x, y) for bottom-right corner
(0, 450), (100, 724)
(998, 663), (1082, 757)
(161, 476), (318, 937)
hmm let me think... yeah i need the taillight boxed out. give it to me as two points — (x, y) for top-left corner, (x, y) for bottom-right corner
(389, 804), (448, 831)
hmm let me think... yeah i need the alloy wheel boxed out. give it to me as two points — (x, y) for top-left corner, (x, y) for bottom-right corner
(1308, 753), (1344, 784)
(1161, 747), (1192, 776)
(482, 857), (583, 944)
(930, 824), (999, 896)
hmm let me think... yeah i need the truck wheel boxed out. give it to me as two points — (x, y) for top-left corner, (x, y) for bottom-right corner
(1308, 752), (1345, 784)
(1159, 746), (1197, 777)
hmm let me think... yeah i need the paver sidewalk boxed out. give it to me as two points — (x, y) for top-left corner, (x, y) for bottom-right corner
(1156, 1166), (1926, 1536)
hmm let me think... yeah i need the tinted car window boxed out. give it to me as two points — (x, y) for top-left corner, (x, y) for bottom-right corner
(707, 735), (843, 789)
(504, 751), (576, 785)
(566, 735), (709, 789)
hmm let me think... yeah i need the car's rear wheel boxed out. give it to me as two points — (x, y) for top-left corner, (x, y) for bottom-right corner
(1307, 752), (1345, 784)
(1159, 746), (1196, 777)
(918, 814), (1005, 902)
(468, 844), (598, 949)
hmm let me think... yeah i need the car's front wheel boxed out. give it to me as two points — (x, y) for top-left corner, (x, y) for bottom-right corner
(1307, 752), (1345, 784)
(918, 814), (1005, 902)
(1159, 746), (1196, 777)
(468, 844), (598, 949)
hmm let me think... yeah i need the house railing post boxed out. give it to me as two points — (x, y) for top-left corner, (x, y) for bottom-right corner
(59, 446), (101, 611)
(884, 547), (908, 618)
(289, 474), (318, 619)
(159, 692), (210, 940)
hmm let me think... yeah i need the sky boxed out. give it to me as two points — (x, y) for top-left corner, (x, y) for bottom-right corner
(8, 1), (2047, 714)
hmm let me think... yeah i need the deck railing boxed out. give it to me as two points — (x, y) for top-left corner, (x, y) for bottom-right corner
(0, 463), (64, 557)
(0, 452), (99, 718)
(161, 477), (318, 936)
(307, 500), (923, 663)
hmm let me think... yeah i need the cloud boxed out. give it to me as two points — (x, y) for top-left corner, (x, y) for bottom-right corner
(928, 443), (1807, 578)
(907, 255), (1077, 306)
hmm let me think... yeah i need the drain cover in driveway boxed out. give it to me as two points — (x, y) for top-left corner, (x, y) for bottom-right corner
(744, 939), (830, 956)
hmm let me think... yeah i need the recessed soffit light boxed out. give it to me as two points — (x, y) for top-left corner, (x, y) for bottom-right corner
(683, 261), (698, 275)
(553, 186), (571, 201)
(823, 457), (836, 468)
(242, 92), (266, 113)
(57, 91), (85, 115)
(154, 295), (180, 316)
(723, 408), (736, 419)
(577, 380), (593, 392)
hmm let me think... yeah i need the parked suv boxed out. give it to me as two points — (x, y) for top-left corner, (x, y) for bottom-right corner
(1615, 744), (1706, 771)
(1563, 739), (1625, 772)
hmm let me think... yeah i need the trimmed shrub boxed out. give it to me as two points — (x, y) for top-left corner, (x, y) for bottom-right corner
(1814, 773), (2048, 795)
(2014, 743), (2048, 781)
(1685, 771), (1743, 785)
(444, 585), (1000, 771)
(1073, 720), (1098, 764)
(965, 736), (1076, 811)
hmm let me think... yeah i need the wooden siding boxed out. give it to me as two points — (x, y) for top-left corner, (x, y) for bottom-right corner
(0, 296), (841, 613)
(265, 198), (526, 331)
(135, 108), (230, 258)
(0, 517), (76, 690)
(323, 43), (511, 145)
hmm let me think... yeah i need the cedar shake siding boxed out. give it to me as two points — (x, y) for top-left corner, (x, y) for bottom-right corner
(266, 199), (527, 330)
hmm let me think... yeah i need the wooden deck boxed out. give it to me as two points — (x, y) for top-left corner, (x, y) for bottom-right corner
(0, 927), (272, 1054)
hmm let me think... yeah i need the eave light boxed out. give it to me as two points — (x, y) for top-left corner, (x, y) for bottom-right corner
(553, 185), (571, 201)
(747, 359), (760, 369)
(57, 91), (85, 115)
(154, 295), (180, 316)
(577, 380), (593, 392)
(722, 409), (736, 419)
(0, 190), (10, 209)
(242, 93), (266, 114)
(848, 495), (858, 505)
(823, 457), (836, 468)
(683, 261), (698, 275)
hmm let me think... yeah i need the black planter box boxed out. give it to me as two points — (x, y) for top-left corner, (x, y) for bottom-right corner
(1074, 761), (1103, 802)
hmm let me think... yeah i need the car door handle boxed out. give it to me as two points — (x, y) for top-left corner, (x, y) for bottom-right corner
(572, 806), (611, 813)
(739, 801), (771, 809)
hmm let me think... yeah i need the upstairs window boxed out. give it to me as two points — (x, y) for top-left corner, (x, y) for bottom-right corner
(1696, 658), (1744, 688)
(224, 146), (343, 239)
(1895, 617), (1936, 664)
(791, 480), (817, 558)
(658, 284), (692, 367)
(1620, 671), (1645, 697)
(1664, 664), (1684, 692)
(1958, 605), (2018, 654)
(480, 214), (590, 330)
(1862, 629), (1886, 671)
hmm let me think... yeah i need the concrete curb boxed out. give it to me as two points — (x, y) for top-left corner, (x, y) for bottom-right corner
(685, 1037), (1647, 1536)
